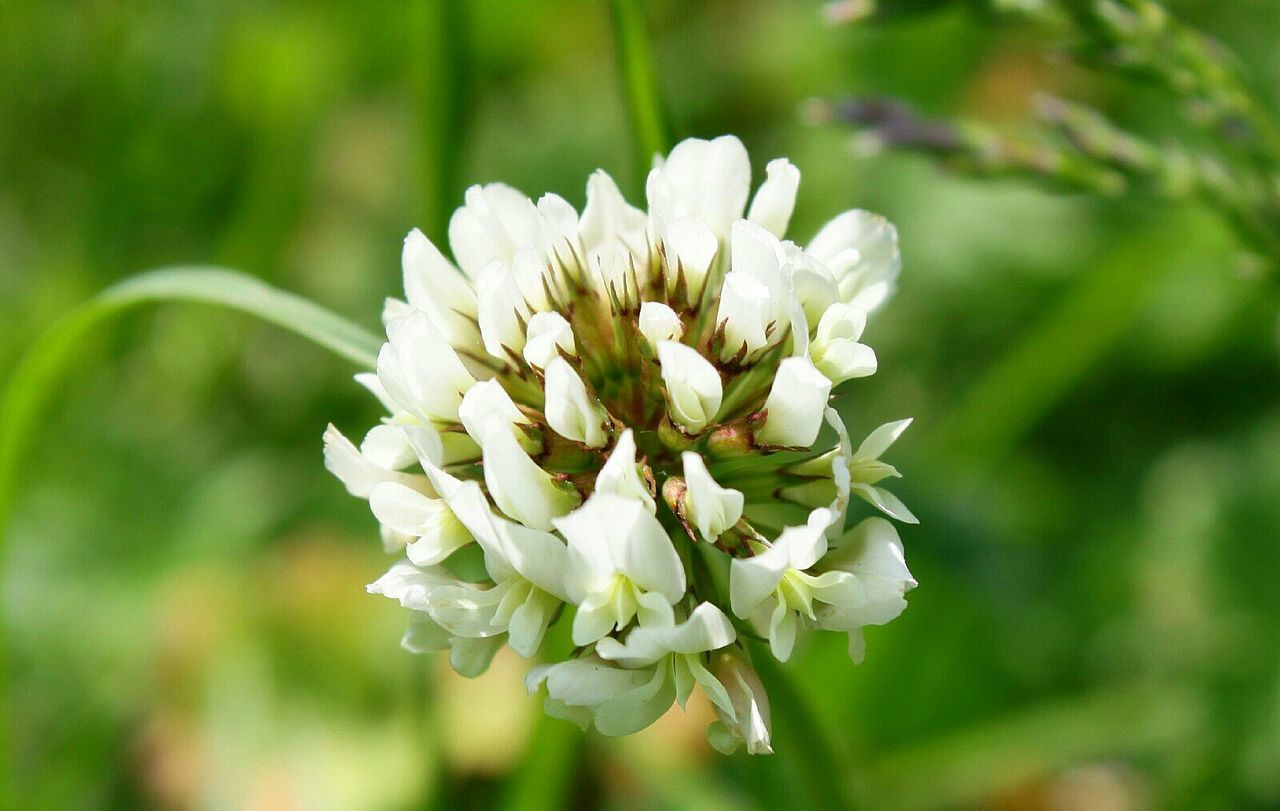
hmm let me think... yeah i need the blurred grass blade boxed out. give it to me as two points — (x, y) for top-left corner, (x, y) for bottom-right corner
(748, 640), (856, 811)
(931, 213), (1230, 474)
(0, 266), (381, 802)
(866, 683), (1204, 809)
(498, 618), (582, 811)
(410, 0), (469, 244)
(0, 266), (380, 530)
(496, 713), (584, 811)
(609, 0), (669, 188)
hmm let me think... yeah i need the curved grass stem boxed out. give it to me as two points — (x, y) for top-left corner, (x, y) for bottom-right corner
(0, 267), (382, 802)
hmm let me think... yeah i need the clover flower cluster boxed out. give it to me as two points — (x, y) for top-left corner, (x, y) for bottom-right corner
(325, 136), (917, 754)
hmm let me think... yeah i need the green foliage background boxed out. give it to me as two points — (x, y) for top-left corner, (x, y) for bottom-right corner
(3, 0), (1279, 808)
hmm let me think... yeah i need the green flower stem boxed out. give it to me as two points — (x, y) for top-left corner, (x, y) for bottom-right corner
(608, 0), (670, 191)
(748, 639), (858, 811)
(410, 0), (469, 244)
(498, 617), (584, 811)
(695, 544), (857, 811)
(0, 267), (382, 802)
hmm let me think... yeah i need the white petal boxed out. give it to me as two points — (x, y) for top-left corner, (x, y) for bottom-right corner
(813, 340), (878, 385)
(323, 424), (431, 499)
(777, 507), (836, 571)
(402, 228), (481, 351)
(786, 247), (840, 328)
(495, 519), (571, 602)
(815, 302), (867, 344)
(536, 193), (580, 248)
(657, 340), (723, 434)
(506, 587), (559, 657)
(731, 220), (788, 296)
(768, 601), (798, 662)
(596, 603), (736, 668)
(475, 258), (531, 360)
(555, 493), (686, 605)
(354, 371), (398, 413)
(854, 418), (912, 462)
(449, 635), (504, 678)
(593, 664), (676, 737)
(378, 310), (476, 422)
(475, 416), (580, 531)
(457, 379), (535, 453)
(360, 423), (417, 470)
(523, 311), (577, 369)
(757, 357), (832, 447)
(543, 357), (610, 448)
(637, 301), (684, 352)
(661, 216), (718, 299)
(580, 169), (647, 257)
(648, 135), (751, 241)
(447, 183), (545, 278)
(368, 481), (446, 536)
(852, 483), (919, 524)
(366, 559), (460, 612)
(681, 452), (744, 541)
(708, 649), (773, 755)
(747, 158), (800, 238)
(594, 430), (656, 513)
(729, 553), (788, 619)
(530, 654), (648, 703)
(401, 612), (451, 654)
(421, 465), (515, 582)
(807, 209), (901, 313)
(817, 517), (916, 630)
(716, 271), (771, 361)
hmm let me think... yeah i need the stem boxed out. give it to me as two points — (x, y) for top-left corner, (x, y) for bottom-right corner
(608, 0), (670, 190)
(694, 544), (857, 809)
(497, 617), (584, 811)
(748, 639), (858, 811)
(410, 0), (469, 244)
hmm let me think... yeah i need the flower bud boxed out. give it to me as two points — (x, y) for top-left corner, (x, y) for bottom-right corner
(637, 301), (684, 352)
(715, 271), (771, 362)
(681, 452), (745, 542)
(594, 430), (656, 512)
(473, 414), (580, 530)
(647, 135), (750, 242)
(377, 310), (476, 424)
(458, 380), (538, 455)
(661, 216), (718, 301)
(746, 158), (800, 238)
(657, 340), (723, 434)
(756, 357), (832, 447)
(810, 302), (877, 384)
(580, 169), (647, 261)
(543, 357), (611, 448)
(523, 311), (576, 369)
(401, 228), (481, 353)
(476, 258), (532, 359)
(707, 648), (773, 755)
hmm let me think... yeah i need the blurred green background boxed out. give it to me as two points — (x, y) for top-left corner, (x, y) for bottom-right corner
(3, 0), (1280, 808)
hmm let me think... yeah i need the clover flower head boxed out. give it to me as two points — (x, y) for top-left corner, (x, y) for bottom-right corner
(325, 135), (917, 753)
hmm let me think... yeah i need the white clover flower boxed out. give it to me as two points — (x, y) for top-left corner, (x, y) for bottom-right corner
(326, 135), (918, 753)
(811, 302), (878, 385)
(707, 647), (773, 755)
(554, 493), (685, 646)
